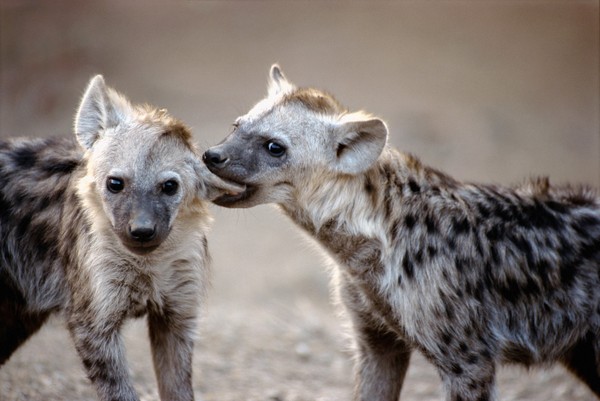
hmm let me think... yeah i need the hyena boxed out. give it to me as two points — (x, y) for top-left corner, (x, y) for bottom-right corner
(203, 65), (600, 400)
(0, 76), (241, 401)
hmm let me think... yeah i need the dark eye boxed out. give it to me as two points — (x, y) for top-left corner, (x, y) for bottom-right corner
(162, 180), (179, 196)
(265, 141), (286, 157)
(107, 177), (124, 193)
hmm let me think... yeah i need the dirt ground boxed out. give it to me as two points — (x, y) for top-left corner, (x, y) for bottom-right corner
(0, 1), (599, 400)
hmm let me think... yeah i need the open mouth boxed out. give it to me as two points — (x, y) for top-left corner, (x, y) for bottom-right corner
(213, 184), (257, 207)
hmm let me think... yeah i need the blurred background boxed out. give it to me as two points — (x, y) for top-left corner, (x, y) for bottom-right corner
(1, 1), (598, 400)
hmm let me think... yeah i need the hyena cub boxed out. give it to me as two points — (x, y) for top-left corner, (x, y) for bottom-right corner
(0, 76), (241, 401)
(204, 65), (600, 400)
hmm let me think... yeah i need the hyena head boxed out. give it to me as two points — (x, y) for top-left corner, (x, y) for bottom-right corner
(75, 75), (241, 255)
(204, 65), (388, 208)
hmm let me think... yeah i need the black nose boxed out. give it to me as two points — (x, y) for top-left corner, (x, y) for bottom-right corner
(203, 149), (228, 168)
(129, 225), (156, 242)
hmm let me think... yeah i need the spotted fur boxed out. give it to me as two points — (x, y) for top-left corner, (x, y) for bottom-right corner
(204, 65), (600, 401)
(0, 76), (240, 401)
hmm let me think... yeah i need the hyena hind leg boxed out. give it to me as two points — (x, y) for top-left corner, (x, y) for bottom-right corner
(0, 298), (50, 366)
(560, 332), (600, 396)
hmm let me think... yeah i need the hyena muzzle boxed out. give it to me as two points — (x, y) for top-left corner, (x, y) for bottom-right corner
(203, 65), (600, 401)
(0, 76), (242, 401)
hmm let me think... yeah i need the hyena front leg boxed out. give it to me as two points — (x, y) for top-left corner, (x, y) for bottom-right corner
(68, 310), (139, 401)
(438, 360), (497, 401)
(148, 308), (196, 401)
(353, 324), (412, 401)
(342, 280), (411, 401)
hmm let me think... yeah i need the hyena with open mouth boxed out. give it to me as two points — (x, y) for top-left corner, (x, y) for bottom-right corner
(0, 76), (242, 401)
(204, 65), (600, 401)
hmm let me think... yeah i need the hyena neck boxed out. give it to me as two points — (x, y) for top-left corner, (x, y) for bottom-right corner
(281, 148), (456, 272)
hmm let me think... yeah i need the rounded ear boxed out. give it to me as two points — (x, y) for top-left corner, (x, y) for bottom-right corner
(193, 158), (245, 201)
(74, 75), (133, 150)
(268, 64), (295, 96)
(333, 113), (388, 175)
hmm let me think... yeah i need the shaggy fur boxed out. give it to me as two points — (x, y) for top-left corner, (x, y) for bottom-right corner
(204, 65), (600, 401)
(0, 76), (241, 401)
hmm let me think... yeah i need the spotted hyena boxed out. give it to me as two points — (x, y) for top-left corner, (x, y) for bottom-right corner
(0, 76), (242, 401)
(203, 65), (600, 400)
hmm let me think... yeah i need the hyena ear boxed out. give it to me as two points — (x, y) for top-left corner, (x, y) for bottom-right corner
(267, 64), (295, 96)
(333, 112), (388, 175)
(74, 75), (133, 150)
(193, 159), (245, 201)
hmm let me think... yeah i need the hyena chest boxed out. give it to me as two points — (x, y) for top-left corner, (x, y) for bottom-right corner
(319, 231), (407, 328)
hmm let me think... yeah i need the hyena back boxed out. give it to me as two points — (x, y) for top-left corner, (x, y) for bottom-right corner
(0, 76), (240, 401)
(204, 65), (600, 400)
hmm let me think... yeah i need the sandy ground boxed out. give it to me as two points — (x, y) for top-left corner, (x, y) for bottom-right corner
(0, 1), (599, 400)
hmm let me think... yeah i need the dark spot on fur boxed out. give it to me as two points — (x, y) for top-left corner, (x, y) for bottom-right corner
(454, 257), (466, 274)
(15, 214), (32, 238)
(0, 194), (12, 221)
(477, 203), (492, 219)
(444, 302), (455, 320)
(441, 330), (452, 345)
(450, 363), (464, 376)
(467, 353), (479, 365)
(408, 179), (420, 193)
(402, 251), (414, 280)
(414, 248), (423, 265)
(425, 214), (437, 234)
(485, 224), (503, 242)
(497, 277), (522, 304)
(404, 214), (416, 230)
(364, 178), (374, 194)
(452, 216), (471, 235)
(446, 236), (457, 252)
(489, 245), (501, 265)
(559, 262), (577, 287)
(509, 234), (533, 265)
(524, 275), (542, 296)
(41, 159), (80, 175)
(520, 201), (561, 229)
(11, 146), (37, 168)
(427, 245), (437, 258)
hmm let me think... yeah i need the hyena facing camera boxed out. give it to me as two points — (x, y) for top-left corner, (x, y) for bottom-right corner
(204, 65), (600, 401)
(0, 76), (242, 401)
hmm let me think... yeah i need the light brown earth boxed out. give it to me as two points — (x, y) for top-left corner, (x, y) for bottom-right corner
(0, 1), (599, 400)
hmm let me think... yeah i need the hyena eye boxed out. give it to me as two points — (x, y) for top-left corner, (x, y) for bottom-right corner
(106, 177), (124, 193)
(162, 180), (179, 196)
(265, 141), (286, 157)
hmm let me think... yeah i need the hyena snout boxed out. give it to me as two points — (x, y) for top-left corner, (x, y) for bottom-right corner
(203, 148), (229, 169)
(128, 211), (156, 242)
(119, 205), (170, 255)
